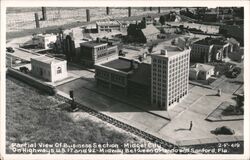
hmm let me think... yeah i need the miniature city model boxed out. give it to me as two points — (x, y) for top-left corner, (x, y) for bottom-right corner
(5, 7), (245, 155)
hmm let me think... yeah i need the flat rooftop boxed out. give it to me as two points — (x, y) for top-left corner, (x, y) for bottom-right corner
(37, 34), (57, 38)
(31, 55), (64, 64)
(151, 46), (188, 58)
(80, 41), (107, 48)
(195, 37), (228, 46)
(96, 19), (121, 26)
(102, 58), (135, 72)
(191, 63), (215, 71)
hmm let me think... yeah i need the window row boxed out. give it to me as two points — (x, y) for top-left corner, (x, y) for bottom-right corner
(111, 74), (125, 85)
(96, 70), (109, 79)
(97, 46), (107, 51)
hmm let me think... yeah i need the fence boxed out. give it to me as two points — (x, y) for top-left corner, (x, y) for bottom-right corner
(6, 7), (173, 32)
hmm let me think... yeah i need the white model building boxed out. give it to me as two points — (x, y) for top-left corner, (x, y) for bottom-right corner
(32, 34), (57, 49)
(31, 55), (68, 82)
(96, 19), (122, 33)
(189, 63), (215, 80)
(151, 47), (190, 110)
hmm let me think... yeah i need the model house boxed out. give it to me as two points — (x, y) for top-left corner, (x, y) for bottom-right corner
(127, 23), (160, 43)
(189, 63), (215, 80)
(96, 19), (122, 33)
(32, 34), (57, 49)
(31, 55), (68, 82)
(141, 24), (160, 42)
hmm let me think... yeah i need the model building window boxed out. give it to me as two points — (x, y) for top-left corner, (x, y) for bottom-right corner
(57, 67), (62, 74)
(40, 68), (43, 76)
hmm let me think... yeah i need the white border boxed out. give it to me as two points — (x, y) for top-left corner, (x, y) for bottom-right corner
(1, 1), (250, 160)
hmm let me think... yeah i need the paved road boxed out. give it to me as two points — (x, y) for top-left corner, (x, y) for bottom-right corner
(57, 75), (243, 145)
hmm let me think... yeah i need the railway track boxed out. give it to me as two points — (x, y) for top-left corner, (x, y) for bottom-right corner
(55, 94), (179, 151)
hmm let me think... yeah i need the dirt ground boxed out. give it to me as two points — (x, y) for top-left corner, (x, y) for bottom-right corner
(6, 7), (173, 32)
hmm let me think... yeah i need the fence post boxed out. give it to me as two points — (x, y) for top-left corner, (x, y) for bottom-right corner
(106, 7), (110, 15)
(149, 7), (152, 11)
(158, 7), (161, 13)
(86, 9), (90, 22)
(34, 13), (40, 28)
(128, 7), (131, 17)
(42, 7), (47, 20)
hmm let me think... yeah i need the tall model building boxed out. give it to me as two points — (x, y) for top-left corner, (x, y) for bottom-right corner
(151, 47), (190, 110)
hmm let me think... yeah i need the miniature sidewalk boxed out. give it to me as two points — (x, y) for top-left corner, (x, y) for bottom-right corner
(57, 77), (243, 146)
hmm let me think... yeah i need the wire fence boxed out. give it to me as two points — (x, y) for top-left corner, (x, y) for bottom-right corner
(6, 7), (173, 32)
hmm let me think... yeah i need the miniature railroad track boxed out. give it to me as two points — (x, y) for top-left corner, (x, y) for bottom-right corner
(55, 94), (179, 151)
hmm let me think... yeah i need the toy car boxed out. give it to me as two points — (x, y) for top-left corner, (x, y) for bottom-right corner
(6, 47), (15, 53)
(211, 126), (235, 135)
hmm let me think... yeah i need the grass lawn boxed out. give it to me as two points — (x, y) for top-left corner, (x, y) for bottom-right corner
(6, 76), (148, 154)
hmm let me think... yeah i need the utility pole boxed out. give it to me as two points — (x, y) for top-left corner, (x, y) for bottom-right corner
(69, 90), (78, 111)
(106, 7), (110, 15)
(158, 7), (161, 13)
(34, 13), (40, 28)
(86, 9), (90, 22)
(41, 7), (47, 20)
(128, 7), (131, 17)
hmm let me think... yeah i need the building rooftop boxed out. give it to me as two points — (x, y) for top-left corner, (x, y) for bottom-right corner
(37, 34), (57, 38)
(80, 40), (107, 48)
(31, 55), (64, 64)
(191, 63), (215, 71)
(194, 37), (228, 46)
(85, 24), (97, 29)
(151, 46), (188, 58)
(141, 24), (160, 37)
(102, 58), (137, 72)
(228, 37), (239, 45)
(96, 19), (121, 26)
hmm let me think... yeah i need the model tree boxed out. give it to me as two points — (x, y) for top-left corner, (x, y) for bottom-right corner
(159, 15), (166, 25)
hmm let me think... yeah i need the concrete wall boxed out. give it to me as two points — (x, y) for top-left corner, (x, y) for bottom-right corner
(7, 68), (57, 95)
(31, 59), (51, 81)
(189, 69), (198, 80)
